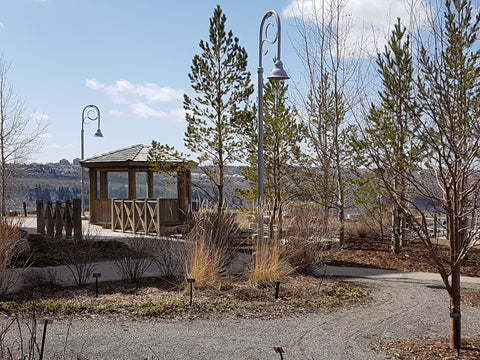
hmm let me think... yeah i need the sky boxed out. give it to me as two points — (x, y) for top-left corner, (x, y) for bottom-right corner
(0, 0), (415, 164)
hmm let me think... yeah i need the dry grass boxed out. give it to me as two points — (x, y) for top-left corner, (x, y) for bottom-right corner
(186, 209), (241, 289)
(281, 205), (333, 274)
(247, 241), (293, 287)
(188, 237), (223, 289)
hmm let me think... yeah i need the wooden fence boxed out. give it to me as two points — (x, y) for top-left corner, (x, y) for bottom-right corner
(36, 199), (82, 240)
(111, 198), (179, 235)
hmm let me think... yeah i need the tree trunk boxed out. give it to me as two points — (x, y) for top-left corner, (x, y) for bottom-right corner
(391, 205), (400, 254)
(270, 201), (277, 240)
(450, 267), (461, 350)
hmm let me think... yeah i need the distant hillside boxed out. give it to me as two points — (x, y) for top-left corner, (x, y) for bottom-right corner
(7, 162), (250, 213)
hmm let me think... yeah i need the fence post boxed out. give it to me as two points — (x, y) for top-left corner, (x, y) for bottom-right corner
(45, 202), (54, 238)
(73, 199), (82, 241)
(64, 200), (73, 239)
(54, 201), (63, 240)
(36, 200), (45, 235)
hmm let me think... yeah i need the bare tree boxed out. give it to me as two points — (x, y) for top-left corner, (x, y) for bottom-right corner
(291, 0), (367, 244)
(0, 59), (46, 215)
(358, 0), (480, 350)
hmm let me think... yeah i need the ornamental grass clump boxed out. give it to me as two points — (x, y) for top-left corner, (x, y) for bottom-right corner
(247, 241), (293, 287)
(188, 236), (223, 289)
(186, 209), (240, 289)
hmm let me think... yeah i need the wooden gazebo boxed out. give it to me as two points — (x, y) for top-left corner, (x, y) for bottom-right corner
(80, 144), (193, 233)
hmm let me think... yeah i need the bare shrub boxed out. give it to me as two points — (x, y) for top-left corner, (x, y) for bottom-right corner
(151, 238), (187, 280)
(281, 206), (333, 275)
(344, 219), (386, 241)
(22, 268), (59, 290)
(0, 309), (39, 360)
(0, 217), (23, 296)
(0, 305), (76, 360)
(186, 209), (241, 289)
(114, 236), (154, 283)
(247, 241), (293, 287)
(49, 225), (99, 286)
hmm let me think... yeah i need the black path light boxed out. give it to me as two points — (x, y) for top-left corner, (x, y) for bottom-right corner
(93, 273), (101, 298)
(187, 278), (195, 306)
(275, 281), (281, 299)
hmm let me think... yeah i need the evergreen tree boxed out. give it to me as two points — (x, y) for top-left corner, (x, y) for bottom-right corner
(359, 18), (420, 253)
(240, 81), (301, 238)
(183, 5), (254, 211)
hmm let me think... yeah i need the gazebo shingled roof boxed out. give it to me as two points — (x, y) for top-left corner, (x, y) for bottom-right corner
(80, 144), (183, 167)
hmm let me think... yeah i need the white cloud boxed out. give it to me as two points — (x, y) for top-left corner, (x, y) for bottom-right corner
(30, 112), (48, 122)
(86, 78), (183, 104)
(39, 132), (53, 139)
(282, 0), (425, 56)
(0, 22), (4, 29)
(130, 103), (167, 118)
(169, 108), (186, 123)
(108, 109), (125, 117)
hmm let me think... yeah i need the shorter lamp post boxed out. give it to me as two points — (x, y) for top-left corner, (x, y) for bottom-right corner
(81, 105), (103, 219)
(257, 10), (289, 252)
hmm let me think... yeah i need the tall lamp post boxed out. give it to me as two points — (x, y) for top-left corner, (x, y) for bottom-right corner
(257, 10), (289, 251)
(81, 105), (103, 219)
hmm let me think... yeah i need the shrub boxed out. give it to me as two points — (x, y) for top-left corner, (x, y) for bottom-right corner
(281, 205), (332, 275)
(0, 217), (23, 297)
(49, 225), (99, 286)
(114, 236), (154, 283)
(22, 268), (59, 290)
(247, 241), (293, 287)
(151, 238), (187, 280)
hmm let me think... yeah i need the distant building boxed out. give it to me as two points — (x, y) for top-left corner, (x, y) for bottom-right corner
(72, 158), (81, 166)
(59, 159), (70, 166)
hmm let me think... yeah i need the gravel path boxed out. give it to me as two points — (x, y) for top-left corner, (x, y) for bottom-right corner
(4, 272), (480, 360)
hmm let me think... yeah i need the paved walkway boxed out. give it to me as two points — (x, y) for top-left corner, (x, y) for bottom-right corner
(8, 217), (480, 359)
(18, 216), (480, 287)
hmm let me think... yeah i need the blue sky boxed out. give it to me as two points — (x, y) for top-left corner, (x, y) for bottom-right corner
(0, 0), (413, 163)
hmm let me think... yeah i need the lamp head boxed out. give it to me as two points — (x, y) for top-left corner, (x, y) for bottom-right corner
(267, 59), (290, 81)
(94, 129), (103, 138)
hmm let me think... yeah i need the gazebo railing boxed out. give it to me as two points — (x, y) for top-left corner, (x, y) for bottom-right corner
(111, 198), (179, 235)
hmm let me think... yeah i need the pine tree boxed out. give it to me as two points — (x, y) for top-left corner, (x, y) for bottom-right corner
(183, 5), (254, 211)
(239, 81), (301, 238)
(363, 18), (419, 253)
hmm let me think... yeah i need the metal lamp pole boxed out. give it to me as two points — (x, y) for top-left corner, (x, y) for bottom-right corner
(257, 10), (289, 252)
(81, 105), (103, 219)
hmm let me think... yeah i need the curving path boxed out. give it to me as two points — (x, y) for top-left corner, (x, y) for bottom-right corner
(3, 267), (480, 360)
